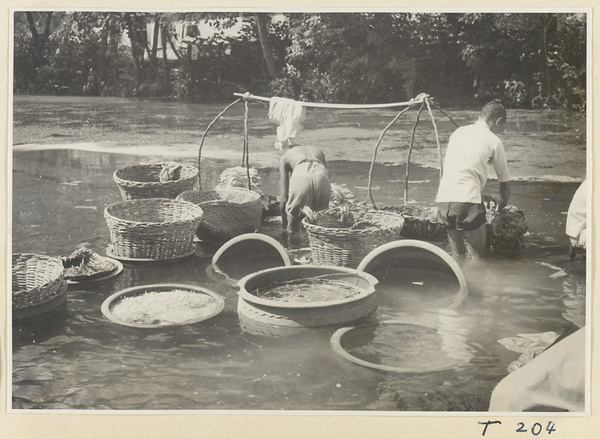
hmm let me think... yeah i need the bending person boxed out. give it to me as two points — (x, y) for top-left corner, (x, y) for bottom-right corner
(279, 145), (331, 236)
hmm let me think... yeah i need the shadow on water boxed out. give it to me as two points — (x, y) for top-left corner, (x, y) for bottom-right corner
(10, 146), (586, 411)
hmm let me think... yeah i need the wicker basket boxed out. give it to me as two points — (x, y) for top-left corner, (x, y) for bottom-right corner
(302, 208), (405, 268)
(113, 163), (199, 200)
(12, 253), (67, 310)
(177, 188), (263, 242)
(104, 198), (204, 260)
(380, 205), (447, 241)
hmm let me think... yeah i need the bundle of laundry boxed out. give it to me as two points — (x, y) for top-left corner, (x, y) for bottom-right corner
(159, 162), (182, 182)
(268, 97), (306, 150)
(484, 198), (528, 256)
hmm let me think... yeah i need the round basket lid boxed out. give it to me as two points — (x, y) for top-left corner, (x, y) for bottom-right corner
(331, 320), (471, 373)
(238, 265), (378, 309)
(101, 284), (224, 328)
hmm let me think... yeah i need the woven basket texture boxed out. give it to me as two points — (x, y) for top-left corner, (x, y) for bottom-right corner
(113, 164), (199, 200)
(380, 205), (447, 241)
(104, 198), (204, 259)
(177, 188), (263, 242)
(302, 208), (405, 268)
(12, 253), (67, 310)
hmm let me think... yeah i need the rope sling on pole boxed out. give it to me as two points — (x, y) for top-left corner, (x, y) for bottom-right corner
(243, 98), (252, 190)
(425, 98), (443, 179)
(404, 102), (425, 205)
(367, 106), (413, 208)
(197, 98), (242, 190)
(198, 92), (459, 210)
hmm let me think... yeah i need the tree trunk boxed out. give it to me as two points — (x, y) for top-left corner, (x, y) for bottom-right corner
(151, 16), (160, 60)
(25, 11), (51, 68)
(124, 13), (146, 88)
(254, 13), (280, 80)
(161, 23), (170, 84)
(97, 15), (110, 81)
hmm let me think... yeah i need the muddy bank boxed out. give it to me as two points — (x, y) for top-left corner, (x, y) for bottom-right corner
(12, 96), (587, 181)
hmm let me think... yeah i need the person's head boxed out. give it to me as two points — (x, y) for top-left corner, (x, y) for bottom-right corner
(479, 101), (507, 134)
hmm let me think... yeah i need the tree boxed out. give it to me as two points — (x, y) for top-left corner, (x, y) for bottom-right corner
(254, 13), (281, 80)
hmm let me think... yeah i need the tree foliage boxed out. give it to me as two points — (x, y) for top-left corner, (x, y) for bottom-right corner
(13, 11), (586, 109)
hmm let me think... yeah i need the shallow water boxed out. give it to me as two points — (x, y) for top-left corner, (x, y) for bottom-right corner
(11, 147), (586, 412)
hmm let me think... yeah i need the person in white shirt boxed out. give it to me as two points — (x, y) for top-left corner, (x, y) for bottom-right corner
(435, 102), (512, 258)
(566, 179), (587, 255)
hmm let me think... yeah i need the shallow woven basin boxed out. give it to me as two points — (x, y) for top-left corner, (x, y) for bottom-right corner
(101, 284), (225, 328)
(237, 265), (378, 328)
(104, 198), (203, 260)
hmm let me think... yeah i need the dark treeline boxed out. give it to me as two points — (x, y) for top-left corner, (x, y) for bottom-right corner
(13, 11), (586, 110)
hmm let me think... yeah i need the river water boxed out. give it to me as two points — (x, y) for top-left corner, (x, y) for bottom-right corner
(11, 144), (586, 412)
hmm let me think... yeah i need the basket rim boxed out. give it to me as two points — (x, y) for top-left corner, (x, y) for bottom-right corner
(104, 198), (204, 225)
(113, 163), (199, 185)
(330, 320), (470, 374)
(302, 209), (404, 235)
(179, 187), (262, 205)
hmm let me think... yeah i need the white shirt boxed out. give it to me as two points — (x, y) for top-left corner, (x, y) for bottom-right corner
(436, 120), (511, 203)
(566, 179), (587, 247)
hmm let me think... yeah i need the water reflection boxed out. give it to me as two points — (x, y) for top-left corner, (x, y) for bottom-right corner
(11, 148), (587, 411)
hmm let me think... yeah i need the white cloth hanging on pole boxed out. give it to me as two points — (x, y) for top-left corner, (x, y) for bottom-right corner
(268, 97), (306, 150)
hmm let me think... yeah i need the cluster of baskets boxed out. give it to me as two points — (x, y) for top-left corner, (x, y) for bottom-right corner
(302, 207), (405, 268)
(105, 163), (265, 260)
(105, 163), (202, 260)
(12, 253), (67, 313)
(177, 188), (263, 242)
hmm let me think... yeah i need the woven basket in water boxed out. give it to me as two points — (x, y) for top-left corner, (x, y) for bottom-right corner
(177, 188), (263, 242)
(302, 208), (404, 268)
(12, 253), (67, 310)
(104, 198), (204, 260)
(380, 205), (447, 241)
(113, 164), (199, 200)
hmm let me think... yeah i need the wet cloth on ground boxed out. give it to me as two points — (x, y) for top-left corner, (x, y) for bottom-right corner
(286, 159), (331, 221)
(268, 97), (306, 150)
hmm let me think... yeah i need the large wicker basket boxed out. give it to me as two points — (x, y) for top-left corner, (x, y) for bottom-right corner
(302, 208), (404, 268)
(113, 163), (199, 200)
(104, 198), (204, 260)
(380, 205), (447, 241)
(12, 253), (67, 310)
(177, 188), (263, 242)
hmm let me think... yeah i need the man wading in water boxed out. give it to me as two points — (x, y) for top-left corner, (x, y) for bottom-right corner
(435, 101), (512, 259)
(279, 145), (331, 244)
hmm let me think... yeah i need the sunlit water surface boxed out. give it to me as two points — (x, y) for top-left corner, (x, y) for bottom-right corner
(11, 147), (586, 412)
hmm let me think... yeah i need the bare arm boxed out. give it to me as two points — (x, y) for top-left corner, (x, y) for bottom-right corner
(498, 181), (511, 211)
(279, 157), (290, 226)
